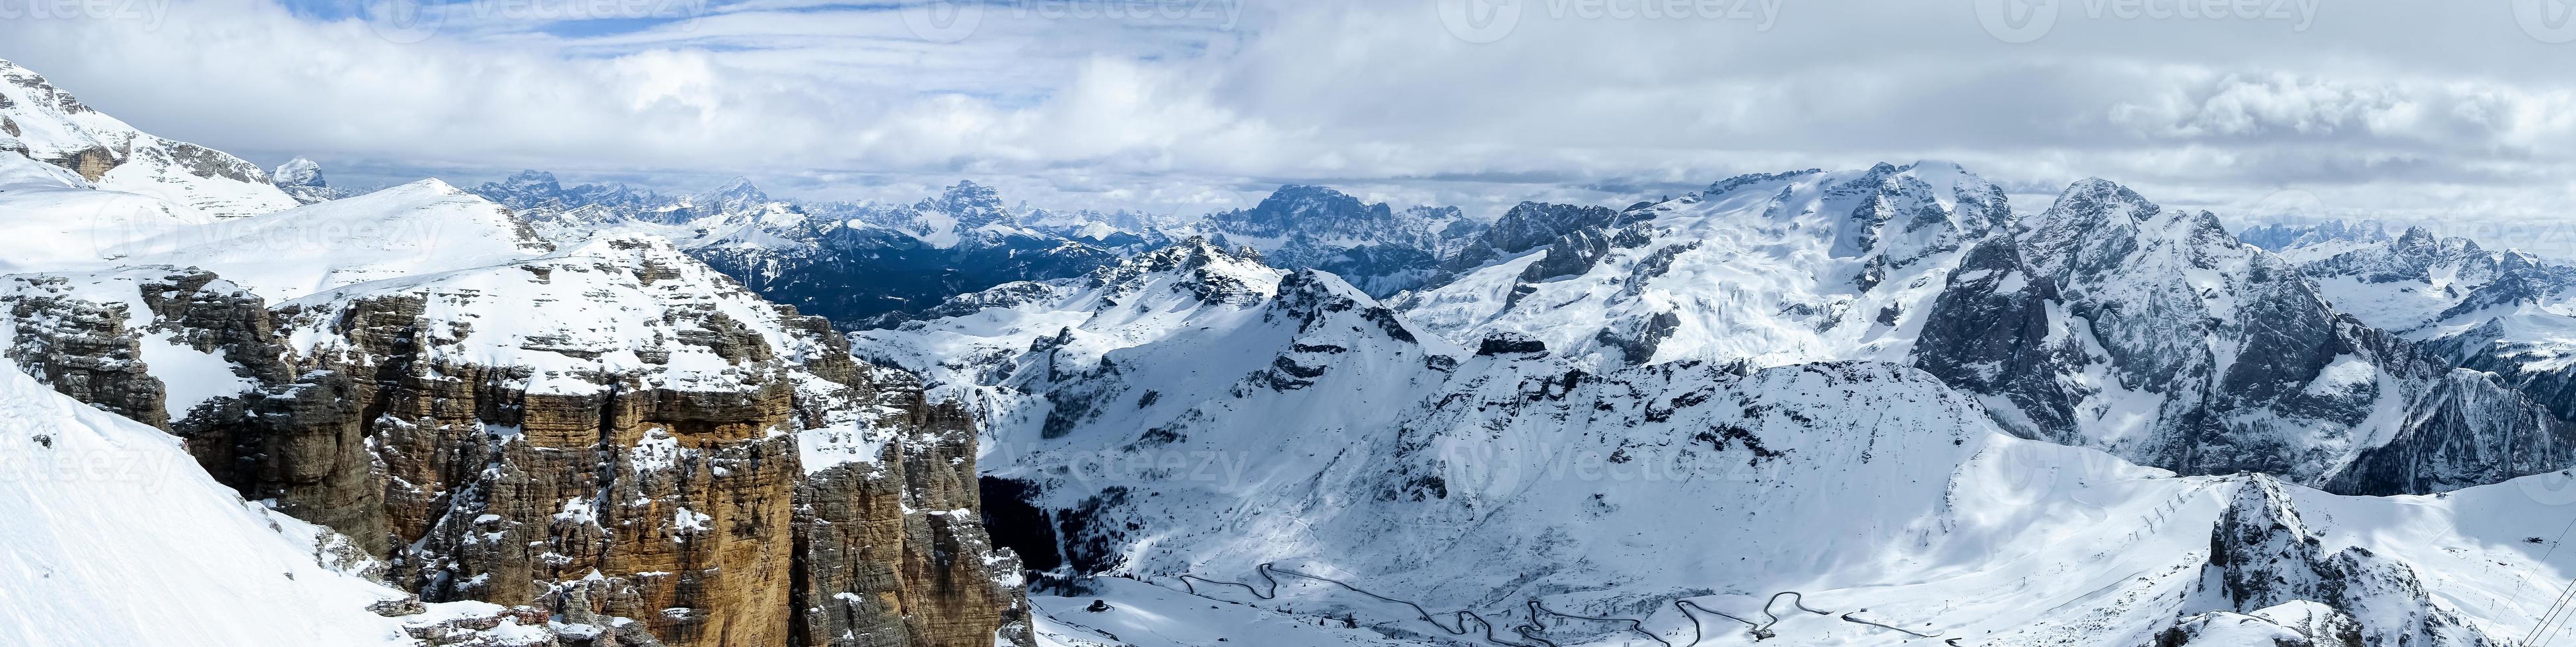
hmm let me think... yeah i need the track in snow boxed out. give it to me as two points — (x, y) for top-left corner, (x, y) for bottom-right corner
(1176, 562), (1951, 646)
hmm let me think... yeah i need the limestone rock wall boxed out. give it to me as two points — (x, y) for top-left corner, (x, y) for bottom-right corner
(1, 260), (1031, 647)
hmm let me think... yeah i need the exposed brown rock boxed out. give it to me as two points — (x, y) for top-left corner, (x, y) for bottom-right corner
(50, 145), (117, 182)
(3, 249), (1032, 647)
(795, 382), (1030, 647)
(3, 275), (168, 425)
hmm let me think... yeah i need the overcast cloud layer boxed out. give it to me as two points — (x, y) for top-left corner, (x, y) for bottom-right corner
(7, 0), (2576, 240)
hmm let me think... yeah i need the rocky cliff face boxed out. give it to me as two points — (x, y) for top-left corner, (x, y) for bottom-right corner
(273, 156), (351, 205)
(1194, 184), (1484, 297)
(1909, 178), (2576, 495)
(2202, 476), (2497, 646)
(1, 237), (1030, 647)
(1423, 201), (1620, 286)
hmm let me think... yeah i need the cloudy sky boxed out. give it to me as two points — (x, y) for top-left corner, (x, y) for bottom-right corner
(7, 0), (2576, 237)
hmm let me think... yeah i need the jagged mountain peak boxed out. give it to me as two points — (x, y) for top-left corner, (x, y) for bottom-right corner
(2240, 219), (2393, 252)
(921, 179), (1011, 228)
(2391, 224), (2447, 253)
(705, 175), (766, 199)
(1191, 183), (1483, 297)
(1403, 162), (2010, 370)
(269, 156), (347, 205)
(502, 168), (561, 186)
(1085, 235), (1280, 304)
(688, 176), (775, 217)
(273, 156), (323, 186)
(2041, 177), (2162, 225)
(1264, 183), (1373, 211)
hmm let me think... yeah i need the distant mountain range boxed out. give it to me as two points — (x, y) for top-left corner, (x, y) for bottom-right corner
(18, 52), (2576, 647)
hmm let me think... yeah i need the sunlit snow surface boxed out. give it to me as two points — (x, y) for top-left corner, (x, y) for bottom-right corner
(869, 201), (2576, 646)
(0, 363), (505, 646)
(1401, 162), (1999, 370)
(0, 60), (299, 220)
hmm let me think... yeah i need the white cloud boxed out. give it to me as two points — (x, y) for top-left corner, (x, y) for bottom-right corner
(7, 0), (2576, 224)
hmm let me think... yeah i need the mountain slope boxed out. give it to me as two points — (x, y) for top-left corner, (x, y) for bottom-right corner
(2260, 224), (2576, 426)
(1399, 161), (2007, 370)
(0, 361), (556, 646)
(0, 59), (296, 219)
(271, 156), (350, 205)
(476, 174), (1129, 327)
(1927, 178), (2575, 494)
(0, 151), (221, 273)
(1384, 164), (2576, 495)
(4, 235), (1034, 647)
(110, 178), (555, 300)
(871, 240), (2531, 646)
(848, 236), (1282, 432)
(0, 56), (1037, 647)
(1192, 185), (1484, 298)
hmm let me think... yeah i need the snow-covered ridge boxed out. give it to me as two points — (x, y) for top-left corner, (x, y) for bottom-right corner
(849, 236), (1286, 432)
(1400, 160), (2008, 370)
(271, 156), (349, 205)
(0, 361), (548, 646)
(925, 260), (2531, 645)
(1187, 184), (1485, 298)
(104, 178), (555, 301)
(281, 234), (827, 392)
(0, 59), (297, 219)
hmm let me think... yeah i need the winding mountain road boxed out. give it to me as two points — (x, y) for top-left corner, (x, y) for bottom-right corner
(1175, 562), (1958, 646)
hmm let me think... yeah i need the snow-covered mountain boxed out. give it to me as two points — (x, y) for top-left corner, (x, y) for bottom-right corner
(1400, 162), (2005, 369)
(854, 219), (2559, 646)
(848, 236), (1283, 428)
(0, 57), (1034, 647)
(111, 178), (555, 300)
(471, 174), (1135, 327)
(1189, 184), (1485, 298)
(4, 233), (1034, 647)
(1382, 164), (2576, 495)
(0, 59), (297, 219)
(2250, 223), (2576, 432)
(271, 156), (350, 205)
(2239, 219), (2394, 257)
(27, 47), (2576, 647)
(2274, 224), (2546, 332)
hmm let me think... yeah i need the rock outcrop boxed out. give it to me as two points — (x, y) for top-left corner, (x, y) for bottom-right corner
(1915, 178), (2576, 495)
(1, 237), (1031, 647)
(2201, 476), (2498, 646)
